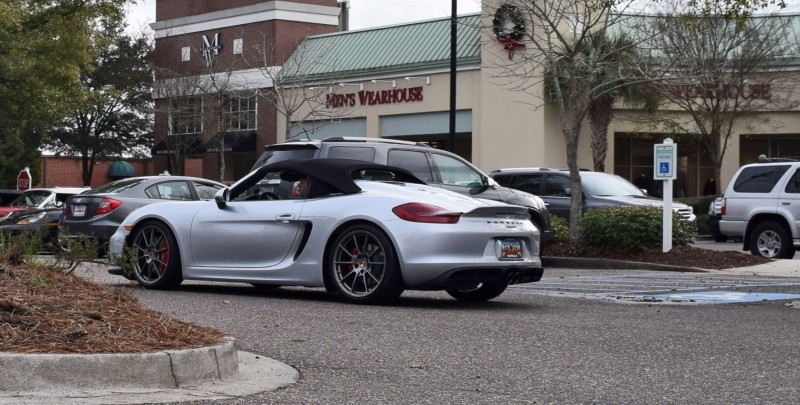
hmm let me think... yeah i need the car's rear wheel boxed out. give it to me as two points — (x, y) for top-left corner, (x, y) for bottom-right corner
(446, 281), (508, 302)
(750, 221), (793, 259)
(131, 221), (183, 289)
(328, 224), (403, 304)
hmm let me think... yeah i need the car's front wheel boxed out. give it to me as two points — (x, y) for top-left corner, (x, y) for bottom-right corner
(446, 281), (508, 302)
(328, 224), (404, 304)
(130, 221), (183, 289)
(750, 221), (794, 259)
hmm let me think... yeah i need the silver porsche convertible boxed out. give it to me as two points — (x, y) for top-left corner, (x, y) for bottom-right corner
(108, 159), (543, 304)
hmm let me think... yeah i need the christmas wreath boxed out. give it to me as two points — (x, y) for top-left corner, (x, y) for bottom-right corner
(492, 4), (526, 60)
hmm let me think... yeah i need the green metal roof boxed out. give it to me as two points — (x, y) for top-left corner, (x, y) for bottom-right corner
(279, 13), (481, 82)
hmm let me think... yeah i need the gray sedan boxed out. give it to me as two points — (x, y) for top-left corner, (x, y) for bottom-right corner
(61, 175), (225, 255)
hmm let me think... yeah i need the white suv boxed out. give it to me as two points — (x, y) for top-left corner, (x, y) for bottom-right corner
(719, 160), (800, 258)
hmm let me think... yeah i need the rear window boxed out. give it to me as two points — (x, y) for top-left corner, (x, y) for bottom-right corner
(90, 178), (146, 194)
(327, 146), (375, 161)
(732, 165), (790, 193)
(252, 147), (316, 170)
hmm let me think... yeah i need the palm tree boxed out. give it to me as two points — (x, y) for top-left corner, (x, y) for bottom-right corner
(545, 32), (658, 172)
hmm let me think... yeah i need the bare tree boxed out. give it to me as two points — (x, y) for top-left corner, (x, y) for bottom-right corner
(151, 73), (207, 176)
(487, 0), (665, 239)
(635, 5), (800, 191)
(250, 35), (348, 141)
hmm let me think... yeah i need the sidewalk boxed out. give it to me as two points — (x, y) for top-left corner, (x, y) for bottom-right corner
(0, 338), (298, 405)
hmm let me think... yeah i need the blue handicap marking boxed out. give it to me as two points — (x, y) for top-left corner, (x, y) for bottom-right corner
(659, 162), (669, 173)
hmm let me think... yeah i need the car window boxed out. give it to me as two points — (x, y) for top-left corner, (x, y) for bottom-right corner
(252, 147), (316, 170)
(327, 146), (376, 162)
(733, 165), (790, 193)
(146, 181), (193, 200)
(491, 174), (514, 186)
(542, 175), (571, 197)
(12, 191), (50, 207)
(387, 149), (434, 182)
(581, 172), (645, 196)
(785, 169), (800, 194)
(430, 153), (483, 187)
(233, 170), (304, 201)
(513, 174), (543, 195)
(90, 178), (146, 194)
(194, 181), (224, 199)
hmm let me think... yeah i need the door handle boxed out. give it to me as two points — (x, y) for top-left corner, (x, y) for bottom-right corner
(276, 214), (295, 223)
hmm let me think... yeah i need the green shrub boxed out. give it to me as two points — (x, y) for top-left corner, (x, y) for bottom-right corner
(546, 215), (569, 245)
(578, 206), (695, 253)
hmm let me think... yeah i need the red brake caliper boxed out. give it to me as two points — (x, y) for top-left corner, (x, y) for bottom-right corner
(158, 241), (169, 273)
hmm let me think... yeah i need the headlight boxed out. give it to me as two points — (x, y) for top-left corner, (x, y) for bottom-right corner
(17, 212), (47, 225)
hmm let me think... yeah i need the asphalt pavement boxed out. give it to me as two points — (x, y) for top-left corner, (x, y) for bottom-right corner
(1, 239), (798, 404)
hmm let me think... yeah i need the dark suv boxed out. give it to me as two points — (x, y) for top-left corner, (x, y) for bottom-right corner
(252, 137), (551, 243)
(488, 167), (696, 225)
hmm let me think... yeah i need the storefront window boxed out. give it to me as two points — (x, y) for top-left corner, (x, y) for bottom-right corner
(615, 133), (714, 197)
(740, 135), (800, 164)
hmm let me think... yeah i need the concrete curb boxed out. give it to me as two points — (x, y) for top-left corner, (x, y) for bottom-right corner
(0, 339), (299, 405)
(543, 256), (709, 273)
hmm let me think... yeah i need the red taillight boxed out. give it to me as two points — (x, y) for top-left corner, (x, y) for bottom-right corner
(96, 198), (123, 215)
(720, 198), (726, 216)
(392, 203), (462, 224)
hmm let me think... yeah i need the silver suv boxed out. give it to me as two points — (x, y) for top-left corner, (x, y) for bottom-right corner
(252, 137), (551, 243)
(719, 160), (800, 258)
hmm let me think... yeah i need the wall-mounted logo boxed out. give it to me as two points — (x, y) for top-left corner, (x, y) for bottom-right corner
(202, 33), (222, 67)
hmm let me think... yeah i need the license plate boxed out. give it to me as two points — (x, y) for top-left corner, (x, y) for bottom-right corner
(499, 239), (523, 260)
(72, 205), (86, 217)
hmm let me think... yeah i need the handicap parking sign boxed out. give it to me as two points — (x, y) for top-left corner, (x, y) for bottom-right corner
(654, 141), (676, 179)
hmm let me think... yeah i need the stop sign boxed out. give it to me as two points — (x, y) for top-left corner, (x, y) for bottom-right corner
(17, 167), (31, 191)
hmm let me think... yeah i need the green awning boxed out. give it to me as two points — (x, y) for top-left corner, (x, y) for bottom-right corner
(107, 161), (136, 178)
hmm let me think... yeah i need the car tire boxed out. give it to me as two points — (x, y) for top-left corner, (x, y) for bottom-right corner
(446, 281), (508, 302)
(327, 224), (404, 304)
(713, 234), (728, 243)
(749, 221), (793, 259)
(131, 221), (183, 289)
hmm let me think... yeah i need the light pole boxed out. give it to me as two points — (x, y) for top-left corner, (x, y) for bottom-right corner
(448, 0), (457, 152)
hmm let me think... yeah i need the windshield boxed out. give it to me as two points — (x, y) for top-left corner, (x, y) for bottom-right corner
(10, 190), (51, 207)
(582, 172), (647, 197)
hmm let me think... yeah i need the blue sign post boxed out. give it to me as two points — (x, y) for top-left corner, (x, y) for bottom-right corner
(654, 139), (676, 252)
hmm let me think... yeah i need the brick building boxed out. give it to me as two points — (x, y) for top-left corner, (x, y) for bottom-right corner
(149, 0), (341, 183)
(37, 156), (154, 189)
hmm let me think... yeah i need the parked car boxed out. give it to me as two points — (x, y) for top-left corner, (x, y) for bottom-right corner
(707, 197), (727, 242)
(107, 159), (544, 304)
(61, 175), (226, 255)
(718, 159), (800, 258)
(0, 187), (90, 221)
(0, 207), (63, 251)
(488, 167), (697, 225)
(0, 189), (22, 206)
(250, 137), (551, 244)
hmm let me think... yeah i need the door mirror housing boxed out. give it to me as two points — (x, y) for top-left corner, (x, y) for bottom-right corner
(215, 188), (230, 209)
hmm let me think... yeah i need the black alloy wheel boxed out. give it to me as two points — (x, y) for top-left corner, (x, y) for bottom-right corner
(328, 224), (404, 304)
(131, 221), (183, 289)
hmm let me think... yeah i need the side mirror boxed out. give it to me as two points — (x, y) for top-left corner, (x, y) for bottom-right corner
(214, 188), (230, 209)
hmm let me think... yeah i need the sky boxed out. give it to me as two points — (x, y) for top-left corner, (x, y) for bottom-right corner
(124, 0), (483, 33)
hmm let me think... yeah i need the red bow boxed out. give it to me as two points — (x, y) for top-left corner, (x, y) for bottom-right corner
(499, 35), (525, 60)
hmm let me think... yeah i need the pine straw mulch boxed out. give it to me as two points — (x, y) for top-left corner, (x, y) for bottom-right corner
(0, 262), (228, 354)
(545, 243), (772, 270)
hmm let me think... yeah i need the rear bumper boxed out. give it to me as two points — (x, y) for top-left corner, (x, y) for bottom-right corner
(414, 266), (544, 290)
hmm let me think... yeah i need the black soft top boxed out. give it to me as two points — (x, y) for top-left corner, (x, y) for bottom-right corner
(240, 158), (425, 198)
